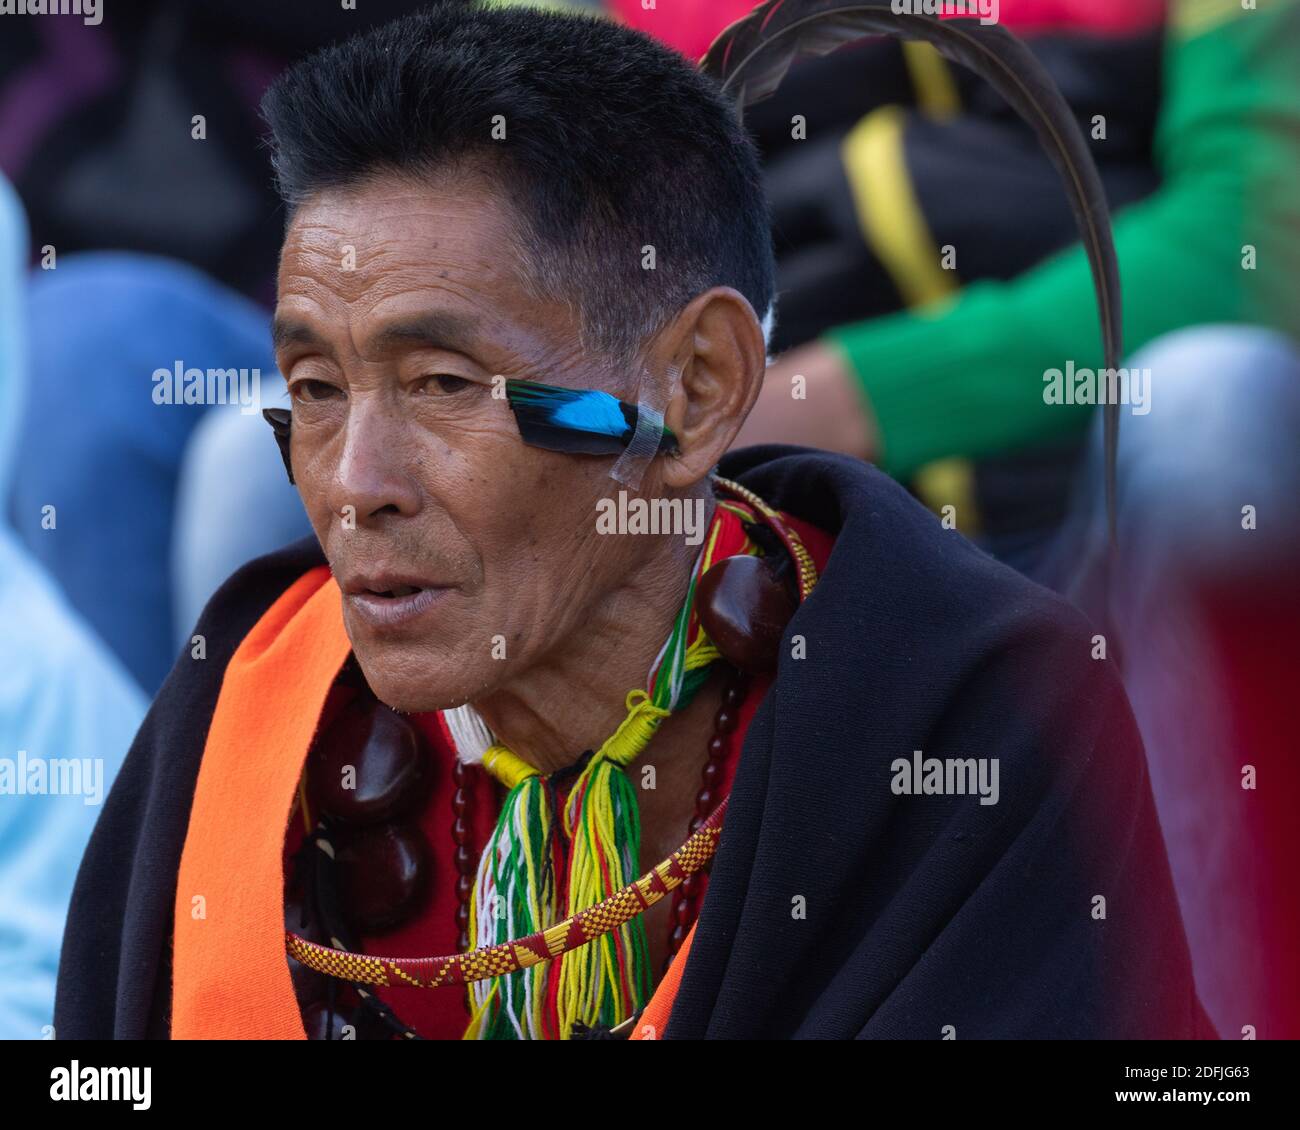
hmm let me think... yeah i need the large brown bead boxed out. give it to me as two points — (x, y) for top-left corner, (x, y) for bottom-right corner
(308, 698), (428, 825)
(695, 554), (796, 673)
(334, 823), (430, 934)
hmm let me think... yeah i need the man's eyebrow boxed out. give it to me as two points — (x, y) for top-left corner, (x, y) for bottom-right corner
(270, 312), (484, 356)
(367, 312), (483, 354)
(271, 317), (325, 353)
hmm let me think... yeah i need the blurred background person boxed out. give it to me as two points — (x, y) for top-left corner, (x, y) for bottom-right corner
(0, 173), (145, 1039)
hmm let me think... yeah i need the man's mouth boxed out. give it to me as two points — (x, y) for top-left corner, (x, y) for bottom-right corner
(366, 582), (422, 598)
(339, 572), (453, 629)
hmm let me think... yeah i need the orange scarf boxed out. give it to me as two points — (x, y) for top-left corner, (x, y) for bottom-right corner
(172, 566), (350, 1039)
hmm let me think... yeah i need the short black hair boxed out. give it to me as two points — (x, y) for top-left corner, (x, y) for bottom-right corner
(261, 2), (776, 365)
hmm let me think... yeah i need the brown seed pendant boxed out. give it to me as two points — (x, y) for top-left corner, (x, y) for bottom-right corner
(334, 822), (431, 934)
(694, 554), (796, 673)
(308, 697), (429, 826)
(304, 693), (434, 936)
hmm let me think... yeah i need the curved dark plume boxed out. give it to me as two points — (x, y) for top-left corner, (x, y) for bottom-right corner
(702, 0), (1121, 545)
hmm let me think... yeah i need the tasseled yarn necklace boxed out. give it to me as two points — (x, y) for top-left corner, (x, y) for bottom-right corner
(460, 505), (729, 1040)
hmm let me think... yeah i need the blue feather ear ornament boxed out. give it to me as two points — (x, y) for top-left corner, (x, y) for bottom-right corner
(504, 379), (680, 457)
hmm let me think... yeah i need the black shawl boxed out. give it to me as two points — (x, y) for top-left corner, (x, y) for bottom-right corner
(54, 446), (1213, 1039)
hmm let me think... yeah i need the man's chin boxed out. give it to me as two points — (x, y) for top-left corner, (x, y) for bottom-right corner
(350, 648), (490, 715)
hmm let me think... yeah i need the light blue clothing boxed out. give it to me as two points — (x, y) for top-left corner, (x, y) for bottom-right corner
(0, 529), (146, 1039)
(0, 177), (147, 1038)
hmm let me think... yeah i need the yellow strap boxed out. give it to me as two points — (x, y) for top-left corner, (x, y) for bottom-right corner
(902, 41), (961, 119)
(841, 105), (960, 309)
(911, 456), (982, 536)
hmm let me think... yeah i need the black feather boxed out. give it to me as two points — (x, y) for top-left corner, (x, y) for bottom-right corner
(263, 408), (295, 485)
(702, 0), (1121, 545)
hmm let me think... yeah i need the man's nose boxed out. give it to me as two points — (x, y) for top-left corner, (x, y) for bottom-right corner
(329, 400), (421, 526)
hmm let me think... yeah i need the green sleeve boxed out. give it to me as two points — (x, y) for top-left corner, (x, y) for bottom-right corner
(826, 0), (1300, 481)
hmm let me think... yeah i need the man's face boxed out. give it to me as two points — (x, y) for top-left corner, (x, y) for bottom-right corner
(273, 169), (656, 711)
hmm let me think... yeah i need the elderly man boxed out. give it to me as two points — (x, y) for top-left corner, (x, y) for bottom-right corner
(55, 4), (1207, 1040)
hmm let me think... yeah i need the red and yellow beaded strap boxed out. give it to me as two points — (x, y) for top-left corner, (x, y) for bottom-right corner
(286, 793), (727, 988)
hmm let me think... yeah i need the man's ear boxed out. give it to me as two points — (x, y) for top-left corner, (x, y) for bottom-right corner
(656, 286), (766, 490)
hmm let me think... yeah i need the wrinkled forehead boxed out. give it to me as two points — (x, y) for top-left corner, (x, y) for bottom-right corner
(278, 169), (526, 302)
(272, 171), (584, 374)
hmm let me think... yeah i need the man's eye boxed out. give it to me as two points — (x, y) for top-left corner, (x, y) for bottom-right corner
(418, 374), (472, 395)
(291, 379), (343, 403)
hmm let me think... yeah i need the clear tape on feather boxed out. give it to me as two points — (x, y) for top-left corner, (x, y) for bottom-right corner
(609, 404), (665, 490)
(608, 363), (681, 489)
